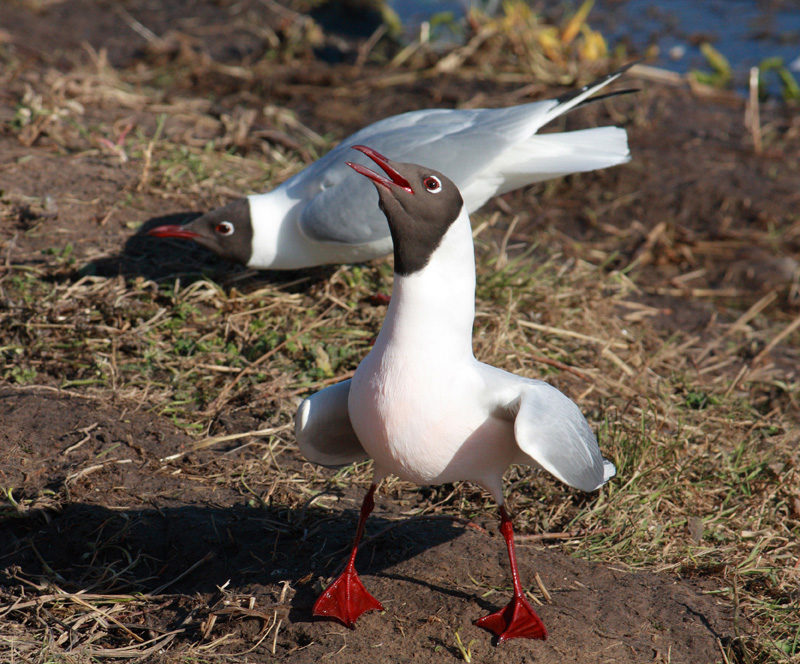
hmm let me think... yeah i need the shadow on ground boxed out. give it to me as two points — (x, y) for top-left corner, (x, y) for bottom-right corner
(0, 387), (737, 662)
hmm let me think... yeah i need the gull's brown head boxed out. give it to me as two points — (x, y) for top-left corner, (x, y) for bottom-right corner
(347, 145), (463, 276)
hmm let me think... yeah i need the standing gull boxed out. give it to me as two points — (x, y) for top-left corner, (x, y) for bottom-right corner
(295, 145), (615, 642)
(148, 65), (633, 270)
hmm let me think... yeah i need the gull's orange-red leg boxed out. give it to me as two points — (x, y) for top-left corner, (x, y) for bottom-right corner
(312, 484), (384, 628)
(474, 505), (547, 643)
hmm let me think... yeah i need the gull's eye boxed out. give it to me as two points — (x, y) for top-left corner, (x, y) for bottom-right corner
(215, 221), (234, 236)
(423, 175), (442, 193)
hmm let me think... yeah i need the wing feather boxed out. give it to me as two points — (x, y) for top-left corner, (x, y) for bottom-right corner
(295, 379), (369, 467)
(294, 65), (633, 244)
(511, 380), (612, 492)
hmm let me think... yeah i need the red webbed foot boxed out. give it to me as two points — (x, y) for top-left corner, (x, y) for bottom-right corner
(312, 484), (383, 628)
(474, 504), (548, 643)
(474, 592), (547, 643)
(313, 567), (384, 628)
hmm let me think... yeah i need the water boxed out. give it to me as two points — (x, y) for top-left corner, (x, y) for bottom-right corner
(390, 0), (800, 94)
(591, 0), (800, 83)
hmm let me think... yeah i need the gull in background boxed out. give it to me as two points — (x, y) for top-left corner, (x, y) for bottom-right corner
(149, 65), (633, 270)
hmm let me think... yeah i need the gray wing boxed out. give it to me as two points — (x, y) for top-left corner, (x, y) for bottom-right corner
(295, 379), (370, 468)
(512, 380), (614, 492)
(484, 366), (615, 492)
(292, 65), (632, 245)
(293, 107), (534, 245)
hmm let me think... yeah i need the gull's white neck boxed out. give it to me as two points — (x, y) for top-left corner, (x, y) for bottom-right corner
(247, 187), (303, 269)
(247, 186), (393, 269)
(377, 207), (476, 359)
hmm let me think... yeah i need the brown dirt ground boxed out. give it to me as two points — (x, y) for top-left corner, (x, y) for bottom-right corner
(0, 386), (733, 664)
(1, 1), (798, 663)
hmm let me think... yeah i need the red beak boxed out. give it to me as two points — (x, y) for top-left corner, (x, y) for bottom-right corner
(346, 145), (413, 194)
(147, 224), (202, 240)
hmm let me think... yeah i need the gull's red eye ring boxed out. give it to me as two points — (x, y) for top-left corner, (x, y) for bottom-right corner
(423, 175), (442, 193)
(215, 221), (234, 236)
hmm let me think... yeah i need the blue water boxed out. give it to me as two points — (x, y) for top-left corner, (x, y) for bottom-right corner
(592, 0), (800, 80)
(391, 0), (800, 91)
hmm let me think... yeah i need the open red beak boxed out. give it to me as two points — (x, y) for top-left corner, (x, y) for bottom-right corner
(147, 224), (202, 240)
(346, 145), (413, 194)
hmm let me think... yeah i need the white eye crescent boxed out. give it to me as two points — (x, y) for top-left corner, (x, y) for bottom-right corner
(215, 221), (234, 236)
(423, 175), (442, 193)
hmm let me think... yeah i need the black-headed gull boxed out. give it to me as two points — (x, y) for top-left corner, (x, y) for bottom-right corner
(149, 65), (633, 270)
(295, 145), (615, 642)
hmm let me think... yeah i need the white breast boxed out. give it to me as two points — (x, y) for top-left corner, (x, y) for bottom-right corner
(349, 351), (520, 488)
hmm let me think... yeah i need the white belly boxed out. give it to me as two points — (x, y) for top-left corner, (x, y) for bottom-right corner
(348, 351), (519, 488)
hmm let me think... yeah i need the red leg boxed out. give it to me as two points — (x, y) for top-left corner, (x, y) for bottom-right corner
(312, 484), (384, 628)
(474, 505), (547, 643)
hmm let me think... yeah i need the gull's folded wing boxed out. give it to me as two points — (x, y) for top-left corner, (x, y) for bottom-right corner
(294, 64), (634, 246)
(296, 379), (370, 468)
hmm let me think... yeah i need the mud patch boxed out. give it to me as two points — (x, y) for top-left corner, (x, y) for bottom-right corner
(1, 389), (734, 663)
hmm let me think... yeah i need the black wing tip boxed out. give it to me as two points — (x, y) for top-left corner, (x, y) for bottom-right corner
(579, 87), (640, 105)
(555, 59), (644, 106)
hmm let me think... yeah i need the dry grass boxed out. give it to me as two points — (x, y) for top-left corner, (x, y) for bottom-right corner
(4, 242), (798, 662)
(1, 3), (799, 662)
